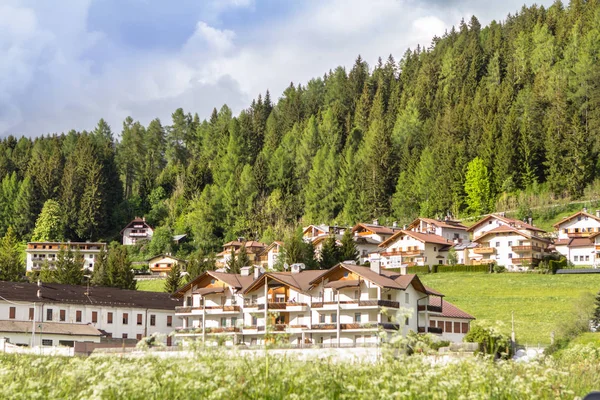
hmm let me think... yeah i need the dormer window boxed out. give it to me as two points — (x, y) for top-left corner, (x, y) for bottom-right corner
(210, 279), (216, 284)
(343, 271), (349, 277)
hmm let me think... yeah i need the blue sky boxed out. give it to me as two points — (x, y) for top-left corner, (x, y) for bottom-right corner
(0, 0), (554, 137)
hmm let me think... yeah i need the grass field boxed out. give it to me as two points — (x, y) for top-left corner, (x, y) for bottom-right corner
(420, 272), (600, 345)
(136, 279), (166, 292)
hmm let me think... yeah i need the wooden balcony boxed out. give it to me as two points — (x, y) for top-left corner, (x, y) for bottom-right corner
(381, 248), (424, 257)
(472, 247), (495, 255)
(512, 245), (542, 253)
(472, 259), (495, 265)
(417, 305), (443, 313)
(267, 302), (308, 310)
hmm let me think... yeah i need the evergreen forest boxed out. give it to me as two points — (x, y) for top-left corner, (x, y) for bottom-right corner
(1, 0), (599, 259)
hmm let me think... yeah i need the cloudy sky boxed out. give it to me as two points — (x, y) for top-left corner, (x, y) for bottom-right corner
(0, 0), (554, 138)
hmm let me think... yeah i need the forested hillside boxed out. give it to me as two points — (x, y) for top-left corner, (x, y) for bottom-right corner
(0, 0), (599, 255)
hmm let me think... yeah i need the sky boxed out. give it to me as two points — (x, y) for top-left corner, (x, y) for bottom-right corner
(0, 0), (555, 138)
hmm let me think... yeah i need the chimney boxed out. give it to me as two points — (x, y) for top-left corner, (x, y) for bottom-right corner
(583, 207), (588, 213)
(370, 257), (381, 275)
(253, 266), (263, 279)
(392, 221), (398, 228)
(240, 266), (251, 276)
(237, 237), (245, 243)
(528, 217), (533, 226)
(37, 289), (42, 299)
(373, 219), (379, 226)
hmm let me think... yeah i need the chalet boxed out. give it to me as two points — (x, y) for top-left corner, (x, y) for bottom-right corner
(553, 209), (600, 240)
(469, 225), (551, 270)
(215, 239), (267, 268)
(407, 217), (470, 243)
(25, 241), (106, 273)
(373, 230), (452, 268)
(552, 209), (600, 266)
(302, 225), (347, 242)
(351, 221), (402, 243)
(173, 263), (474, 347)
(257, 241), (284, 270)
(147, 254), (187, 277)
(121, 217), (154, 245)
(0, 281), (180, 347)
(467, 214), (545, 240)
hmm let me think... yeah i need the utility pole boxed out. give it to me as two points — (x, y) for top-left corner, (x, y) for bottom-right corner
(511, 311), (516, 354)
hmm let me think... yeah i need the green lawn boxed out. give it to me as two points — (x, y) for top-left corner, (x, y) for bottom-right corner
(420, 272), (600, 345)
(136, 279), (166, 292)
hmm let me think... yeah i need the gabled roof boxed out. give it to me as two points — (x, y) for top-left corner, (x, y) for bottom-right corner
(120, 217), (153, 235)
(174, 270), (256, 297)
(408, 217), (468, 231)
(379, 230), (451, 248)
(429, 297), (475, 320)
(222, 240), (267, 249)
(351, 223), (400, 236)
(258, 241), (284, 256)
(312, 235), (342, 246)
(147, 254), (187, 263)
(557, 237), (595, 248)
(467, 214), (545, 233)
(243, 270), (326, 294)
(553, 211), (600, 228)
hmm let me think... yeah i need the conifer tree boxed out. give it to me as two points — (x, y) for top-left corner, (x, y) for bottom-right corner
(236, 246), (251, 270)
(0, 227), (25, 282)
(319, 236), (340, 269)
(164, 263), (182, 294)
(31, 199), (64, 242)
(339, 229), (359, 264)
(91, 246), (108, 286)
(106, 245), (136, 290)
(54, 247), (84, 286)
(464, 157), (493, 215)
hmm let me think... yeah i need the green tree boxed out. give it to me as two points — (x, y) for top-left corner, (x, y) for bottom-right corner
(31, 199), (64, 242)
(91, 246), (109, 286)
(54, 247), (84, 285)
(319, 235), (340, 269)
(0, 227), (25, 281)
(106, 245), (136, 290)
(164, 263), (182, 294)
(236, 245), (251, 270)
(148, 226), (173, 256)
(464, 157), (493, 215)
(338, 229), (359, 263)
(12, 175), (35, 239)
(448, 248), (458, 266)
(226, 247), (238, 273)
(186, 252), (215, 282)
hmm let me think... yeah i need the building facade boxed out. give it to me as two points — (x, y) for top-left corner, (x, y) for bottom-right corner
(121, 218), (154, 245)
(553, 210), (600, 266)
(26, 242), (106, 273)
(147, 254), (187, 276)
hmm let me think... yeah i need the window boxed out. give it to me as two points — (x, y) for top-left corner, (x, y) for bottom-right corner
(150, 315), (156, 326)
(405, 293), (410, 304)
(123, 313), (129, 324)
(251, 294), (257, 304)
(462, 323), (469, 334)
(319, 314), (325, 323)
(220, 317), (227, 327)
(508, 253), (513, 259)
(107, 312), (113, 324)
(574, 256), (579, 262)
(586, 255), (590, 262)
(167, 336), (172, 346)
(454, 322), (460, 333)
(46, 309), (53, 321)
(508, 241), (512, 246)
(76, 310), (82, 322)
(343, 271), (349, 277)
(354, 313), (361, 323)
(92, 311), (98, 323)
(387, 294), (392, 301)
(136, 334), (143, 341)
(331, 314), (337, 323)
(122, 333), (128, 339)
(29, 308), (34, 321)
(42, 339), (53, 346)
(231, 317), (237, 327)
(445, 321), (452, 333)
(137, 314), (143, 325)
(9, 307), (15, 319)
(60, 309), (66, 322)
(405, 317), (409, 326)
(252, 315), (258, 326)
(167, 316), (172, 327)
(437, 320), (444, 331)
(430, 320), (436, 327)
(59, 340), (74, 347)
(488, 221), (492, 225)
(433, 247), (437, 251)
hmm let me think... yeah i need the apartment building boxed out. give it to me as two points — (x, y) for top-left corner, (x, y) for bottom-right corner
(121, 217), (154, 245)
(26, 241), (106, 273)
(215, 239), (267, 268)
(0, 281), (180, 347)
(552, 209), (600, 266)
(173, 263), (473, 346)
(407, 217), (470, 243)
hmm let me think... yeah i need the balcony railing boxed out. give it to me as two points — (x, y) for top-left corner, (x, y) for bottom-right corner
(175, 305), (241, 314)
(175, 306), (193, 314)
(267, 302), (308, 310)
(472, 247), (495, 254)
(310, 323), (396, 331)
(417, 305), (443, 313)
(418, 326), (443, 334)
(472, 259), (495, 265)
(511, 245), (542, 253)
(128, 232), (148, 237)
(311, 300), (399, 309)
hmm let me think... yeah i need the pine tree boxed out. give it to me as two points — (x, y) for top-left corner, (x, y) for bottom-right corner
(164, 263), (182, 294)
(464, 157), (493, 215)
(54, 247), (84, 285)
(338, 229), (359, 264)
(236, 245), (251, 271)
(319, 235), (340, 269)
(226, 247), (238, 273)
(186, 252), (215, 282)
(31, 199), (64, 242)
(0, 227), (25, 282)
(38, 260), (56, 283)
(91, 246), (108, 286)
(107, 245), (136, 290)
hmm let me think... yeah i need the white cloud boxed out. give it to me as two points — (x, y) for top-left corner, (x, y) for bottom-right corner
(0, 0), (554, 137)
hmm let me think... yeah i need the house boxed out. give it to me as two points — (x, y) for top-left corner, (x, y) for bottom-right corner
(469, 225), (551, 270)
(26, 241), (107, 273)
(215, 239), (267, 268)
(351, 221), (402, 243)
(373, 230), (452, 268)
(257, 241), (284, 270)
(552, 209), (600, 266)
(0, 281), (180, 347)
(467, 214), (545, 240)
(302, 225), (347, 242)
(407, 217), (470, 243)
(147, 254), (186, 277)
(121, 217), (154, 245)
(172, 262), (474, 346)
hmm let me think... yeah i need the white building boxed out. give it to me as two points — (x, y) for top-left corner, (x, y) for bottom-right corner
(147, 253), (187, 277)
(121, 217), (154, 245)
(552, 210), (600, 266)
(302, 225), (347, 243)
(258, 241), (284, 270)
(26, 242), (106, 273)
(407, 217), (470, 243)
(374, 230), (453, 268)
(0, 281), (181, 347)
(173, 263), (474, 346)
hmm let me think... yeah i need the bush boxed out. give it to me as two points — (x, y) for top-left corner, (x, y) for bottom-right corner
(464, 322), (512, 359)
(493, 265), (506, 273)
(406, 265), (430, 274)
(435, 264), (490, 273)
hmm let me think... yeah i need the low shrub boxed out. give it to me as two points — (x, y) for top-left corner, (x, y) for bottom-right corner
(406, 265), (430, 274)
(435, 264), (490, 273)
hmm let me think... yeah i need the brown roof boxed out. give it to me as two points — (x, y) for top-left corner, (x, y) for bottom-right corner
(223, 240), (267, 249)
(175, 270), (259, 297)
(0, 281), (180, 310)
(473, 225), (533, 242)
(565, 237), (594, 248)
(408, 218), (468, 231)
(120, 217), (153, 235)
(0, 320), (103, 336)
(324, 280), (360, 289)
(352, 223), (400, 236)
(429, 297), (475, 320)
(553, 211), (600, 228)
(379, 230), (451, 248)
(193, 287), (225, 295)
(244, 270), (327, 294)
(147, 254), (187, 264)
(468, 214), (545, 233)
(553, 239), (570, 246)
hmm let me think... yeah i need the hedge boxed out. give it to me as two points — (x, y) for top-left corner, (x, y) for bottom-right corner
(405, 264), (491, 274)
(406, 265), (431, 274)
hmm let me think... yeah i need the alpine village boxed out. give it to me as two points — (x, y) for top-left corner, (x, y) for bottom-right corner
(2, 1), (600, 398)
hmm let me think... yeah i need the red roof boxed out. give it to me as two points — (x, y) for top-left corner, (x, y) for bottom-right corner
(352, 223), (400, 236)
(379, 230), (451, 248)
(408, 217), (468, 231)
(429, 297), (475, 320)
